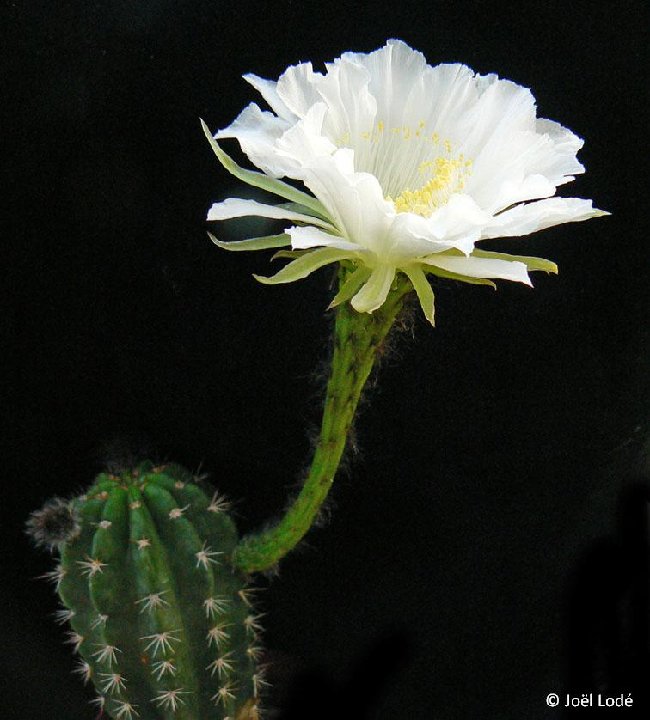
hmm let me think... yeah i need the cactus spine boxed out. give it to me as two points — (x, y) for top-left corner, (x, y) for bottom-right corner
(38, 462), (263, 719)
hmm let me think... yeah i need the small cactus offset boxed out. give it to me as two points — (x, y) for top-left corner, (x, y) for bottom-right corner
(29, 462), (264, 720)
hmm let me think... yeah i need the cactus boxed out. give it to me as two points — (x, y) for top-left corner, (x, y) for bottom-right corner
(30, 462), (264, 720)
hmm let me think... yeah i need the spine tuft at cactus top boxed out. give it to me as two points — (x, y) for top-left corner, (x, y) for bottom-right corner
(33, 461), (264, 720)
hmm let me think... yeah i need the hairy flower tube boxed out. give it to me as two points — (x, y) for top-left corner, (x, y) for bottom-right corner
(205, 38), (607, 325)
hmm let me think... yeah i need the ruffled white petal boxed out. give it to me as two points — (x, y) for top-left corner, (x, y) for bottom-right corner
(215, 103), (290, 177)
(275, 102), (339, 170)
(535, 118), (585, 185)
(244, 74), (296, 122)
(481, 197), (608, 239)
(207, 197), (337, 231)
(279, 148), (395, 255)
(313, 57), (377, 147)
(390, 200), (482, 257)
(287, 225), (364, 253)
(276, 63), (324, 117)
(457, 79), (536, 159)
(423, 254), (532, 285)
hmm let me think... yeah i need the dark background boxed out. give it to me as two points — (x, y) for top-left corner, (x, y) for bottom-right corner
(3, 1), (649, 718)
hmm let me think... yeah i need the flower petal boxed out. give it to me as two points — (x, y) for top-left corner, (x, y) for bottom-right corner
(208, 232), (291, 252)
(287, 225), (362, 252)
(207, 197), (337, 231)
(481, 197), (609, 239)
(422, 254), (532, 285)
(313, 57), (377, 147)
(391, 194), (488, 256)
(253, 247), (352, 285)
(471, 249), (557, 274)
(422, 265), (497, 287)
(403, 266), (435, 325)
(279, 147), (395, 256)
(201, 120), (329, 217)
(535, 118), (585, 185)
(276, 62), (324, 118)
(214, 103), (290, 177)
(351, 265), (396, 313)
(244, 74), (296, 122)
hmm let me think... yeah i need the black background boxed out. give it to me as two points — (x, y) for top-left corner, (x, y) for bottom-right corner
(3, 1), (649, 718)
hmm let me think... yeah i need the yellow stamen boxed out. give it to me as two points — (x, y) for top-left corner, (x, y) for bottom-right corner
(391, 154), (471, 216)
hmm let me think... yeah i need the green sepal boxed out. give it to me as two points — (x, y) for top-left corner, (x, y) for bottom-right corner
(201, 119), (329, 219)
(327, 265), (371, 309)
(253, 247), (351, 285)
(422, 264), (497, 288)
(270, 249), (311, 260)
(208, 231), (291, 252)
(275, 201), (332, 224)
(471, 249), (558, 274)
(403, 265), (436, 325)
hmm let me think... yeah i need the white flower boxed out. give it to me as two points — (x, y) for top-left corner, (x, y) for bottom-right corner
(205, 39), (607, 324)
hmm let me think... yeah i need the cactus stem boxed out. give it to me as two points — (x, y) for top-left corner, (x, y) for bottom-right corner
(35, 464), (262, 717)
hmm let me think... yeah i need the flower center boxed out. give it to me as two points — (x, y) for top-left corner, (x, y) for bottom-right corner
(391, 154), (471, 216)
(347, 120), (472, 217)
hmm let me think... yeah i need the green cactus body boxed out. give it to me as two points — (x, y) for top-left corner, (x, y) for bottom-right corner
(51, 462), (262, 720)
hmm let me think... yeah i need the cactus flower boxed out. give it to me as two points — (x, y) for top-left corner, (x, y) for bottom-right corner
(205, 39), (607, 325)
